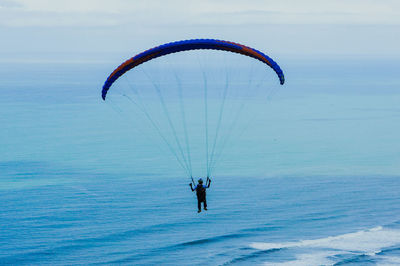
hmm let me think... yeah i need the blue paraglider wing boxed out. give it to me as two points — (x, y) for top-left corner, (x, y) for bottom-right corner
(102, 39), (285, 100)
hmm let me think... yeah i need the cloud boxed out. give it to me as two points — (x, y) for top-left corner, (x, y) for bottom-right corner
(1, 0), (400, 28)
(191, 0), (400, 25)
(0, 10), (120, 27)
(0, 0), (199, 27)
(0, 0), (22, 8)
(1, 0), (399, 60)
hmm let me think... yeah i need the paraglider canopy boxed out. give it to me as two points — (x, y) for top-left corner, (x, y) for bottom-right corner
(102, 39), (285, 100)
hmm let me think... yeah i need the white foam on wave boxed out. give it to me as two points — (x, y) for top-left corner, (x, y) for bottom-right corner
(250, 226), (400, 265)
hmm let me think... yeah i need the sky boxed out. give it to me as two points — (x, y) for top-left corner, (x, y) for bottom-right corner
(1, 0), (400, 62)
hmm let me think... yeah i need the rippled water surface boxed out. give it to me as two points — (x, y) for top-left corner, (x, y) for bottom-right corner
(1, 60), (400, 265)
(2, 167), (400, 265)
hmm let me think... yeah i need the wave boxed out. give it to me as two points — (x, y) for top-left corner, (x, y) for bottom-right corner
(250, 226), (400, 265)
(174, 232), (252, 247)
(104, 232), (254, 264)
(222, 248), (282, 265)
(378, 246), (400, 255)
(0, 221), (194, 264)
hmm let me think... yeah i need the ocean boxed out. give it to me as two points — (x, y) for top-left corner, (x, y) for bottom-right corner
(1, 58), (400, 265)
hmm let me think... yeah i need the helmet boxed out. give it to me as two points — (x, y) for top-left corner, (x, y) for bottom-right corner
(198, 178), (203, 184)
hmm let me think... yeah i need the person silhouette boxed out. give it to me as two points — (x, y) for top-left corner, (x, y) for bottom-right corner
(190, 178), (211, 213)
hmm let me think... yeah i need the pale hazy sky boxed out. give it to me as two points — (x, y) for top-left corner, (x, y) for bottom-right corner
(1, 0), (400, 62)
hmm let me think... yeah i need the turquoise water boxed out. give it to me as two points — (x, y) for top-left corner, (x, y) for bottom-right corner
(1, 59), (400, 265)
